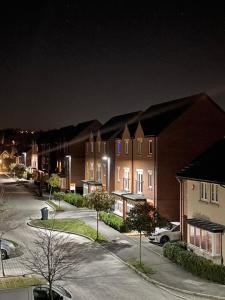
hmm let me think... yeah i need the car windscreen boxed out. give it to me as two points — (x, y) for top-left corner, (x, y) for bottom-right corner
(54, 285), (72, 298)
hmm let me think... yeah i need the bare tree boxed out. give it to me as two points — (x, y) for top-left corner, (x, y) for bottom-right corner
(23, 225), (81, 300)
(0, 184), (22, 276)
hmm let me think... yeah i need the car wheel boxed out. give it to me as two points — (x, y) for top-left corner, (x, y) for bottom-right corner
(1, 249), (7, 260)
(160, 236), (169, 245)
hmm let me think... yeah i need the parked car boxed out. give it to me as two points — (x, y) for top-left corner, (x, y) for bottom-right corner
(1, 239), (16, 260)
(148, 222), (180, 245)
(0, 284), (72, 300)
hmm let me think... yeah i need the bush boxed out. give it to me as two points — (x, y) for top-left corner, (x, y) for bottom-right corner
(53, 192), (65, 201)
(163, 242), (225, 284)
(63, 193), (84, 207)
(99, 211), (127, 232)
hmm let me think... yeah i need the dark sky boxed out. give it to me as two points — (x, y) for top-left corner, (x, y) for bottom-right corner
(1, 1), (225, 130)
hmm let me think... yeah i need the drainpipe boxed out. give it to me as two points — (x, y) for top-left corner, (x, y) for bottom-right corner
(131, 138), (134, 193)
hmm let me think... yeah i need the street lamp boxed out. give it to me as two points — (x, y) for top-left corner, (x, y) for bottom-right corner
(102, 156), (110, 193)
(65, 155), (71, 191)
(22, 152), (27, 167)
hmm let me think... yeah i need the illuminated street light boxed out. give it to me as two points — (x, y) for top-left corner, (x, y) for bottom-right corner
(102, 156), (110, 193)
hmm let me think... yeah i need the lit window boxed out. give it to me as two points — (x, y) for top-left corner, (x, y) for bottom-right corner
(124, 140), (129, 154)
(117, 141), (121, 154)
(148, 170), (153, 189)
(97, 164), (101, 182)
(90, 162), (94, 179)
(188, 225), (221, 256)
(148, 140), (153, 155)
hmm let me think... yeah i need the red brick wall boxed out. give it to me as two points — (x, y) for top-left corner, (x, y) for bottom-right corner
(157, 98), (225, 221)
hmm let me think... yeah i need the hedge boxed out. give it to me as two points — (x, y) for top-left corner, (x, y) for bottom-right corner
(163, 242), (225, 284)
(99, 211), (127, 232)
(54, 192), (86, 208)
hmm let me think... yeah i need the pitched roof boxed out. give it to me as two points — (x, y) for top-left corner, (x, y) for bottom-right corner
(177, 138), (225, 184)
(135, 93), (209, 136)
(100, 111), (142, 140)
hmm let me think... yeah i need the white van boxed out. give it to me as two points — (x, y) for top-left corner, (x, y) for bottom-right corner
(0, 284), (72, 300)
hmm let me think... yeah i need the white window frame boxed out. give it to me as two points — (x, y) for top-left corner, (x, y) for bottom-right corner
(211, 184), (218, 203)
(188, 225), (221, 257)
(137, 139), (142, 154)
(124, 140), (129, 154)
(200, 182), (208, 201)
(148, 170), (153, 190)
(90, 162), (94, 179)
(97, 163), (101, 182)
(136, 169), (143, 194)
(114, 199), (123, 217)
(148, 140), (153, 155)
(103, 142), (106, 154)
(123, 167), (130, 191)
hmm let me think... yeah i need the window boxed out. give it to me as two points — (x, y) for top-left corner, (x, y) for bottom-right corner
(117, 167), (120, 182)
(123, 168), (130, 191)
(103, 142), (106, 153)
(124, 140), (129, 154)
(200, 182), (208, 201)
(136, 169), (143, 194)
(117, 141), (121, 154)
(137, 139), (142, 154)
(127, 203), (134, 214)
(148, 170), (153, 189)
(98, 141), (101, 153)
(211, 184), (218, 203)
(148, 140), (153, 155)
(114, 200), (123, 216)
(90, 162), (94, 179)
(90, 142), (94, 153)
(97, 164), (101, 182)
(188, 225), (221, 256)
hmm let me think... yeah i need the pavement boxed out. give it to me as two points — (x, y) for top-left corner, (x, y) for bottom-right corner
(48, 198), (225, 299)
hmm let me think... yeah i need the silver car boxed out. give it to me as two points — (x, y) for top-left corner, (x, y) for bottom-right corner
(1, 239), (16, 260)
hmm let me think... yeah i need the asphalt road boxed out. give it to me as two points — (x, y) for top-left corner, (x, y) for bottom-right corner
(0, 181), (196, 299)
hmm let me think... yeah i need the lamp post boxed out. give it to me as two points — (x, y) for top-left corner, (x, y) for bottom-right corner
(102, 156), (110, 193)
(66, 155), (71, 191)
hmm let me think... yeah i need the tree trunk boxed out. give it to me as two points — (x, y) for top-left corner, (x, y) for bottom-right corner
(0, 239), (5, 277)
(139, 231), (142, 265)
(96, 210), (99, 240)
(49, 281), (53, 300)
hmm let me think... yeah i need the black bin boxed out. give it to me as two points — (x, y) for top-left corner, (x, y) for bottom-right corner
(41, 207), (48, 220)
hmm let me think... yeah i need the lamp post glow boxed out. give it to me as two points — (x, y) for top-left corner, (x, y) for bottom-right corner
(102, 156), (110, 193)
(66, 155), (71, 190)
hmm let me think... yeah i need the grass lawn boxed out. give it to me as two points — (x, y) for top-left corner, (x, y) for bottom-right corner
(31, 218), (107, 241)
(47, 200), (64, 212)
(129, 259), (155, 276)
(0, 275), (45, 289)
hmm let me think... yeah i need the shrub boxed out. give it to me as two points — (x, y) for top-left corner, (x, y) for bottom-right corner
(53, 192), (65, 201)
(63, 193), (84, 207)
(99, 211), (127, 232)
(163, 242), (225, 284)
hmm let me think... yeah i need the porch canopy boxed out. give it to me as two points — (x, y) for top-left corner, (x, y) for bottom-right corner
(82, 180), (102, 187)
(187, 218), (225, 233)
(112, 191), (146, 201)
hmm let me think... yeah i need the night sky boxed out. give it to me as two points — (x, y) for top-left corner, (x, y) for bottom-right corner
(1, 1), (225, 130)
